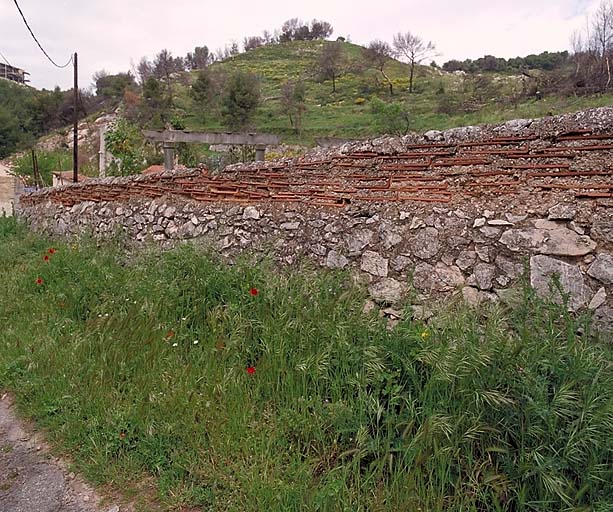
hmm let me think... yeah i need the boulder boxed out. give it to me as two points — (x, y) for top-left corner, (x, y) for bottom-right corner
(530, 255), (589, 311)
(587, 254), (613, 284)
(408, 227), (440, 260)
(361, 251), (389, 277)
(368, 278), (408, 305)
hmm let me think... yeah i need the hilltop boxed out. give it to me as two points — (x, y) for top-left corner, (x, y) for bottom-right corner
(170, 40), (613, 145)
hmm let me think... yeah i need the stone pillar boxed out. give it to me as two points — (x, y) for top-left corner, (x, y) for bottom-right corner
(98, 125), (107, 178)
(255, 145), (266, 162)
(163, 142), (176, 171)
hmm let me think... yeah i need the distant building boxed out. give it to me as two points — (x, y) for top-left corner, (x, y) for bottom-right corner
(0, 163), (24, 216)
(0, 63), (30, 85)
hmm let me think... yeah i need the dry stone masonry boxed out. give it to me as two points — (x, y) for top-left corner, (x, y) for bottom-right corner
(17, 108), (613, 331)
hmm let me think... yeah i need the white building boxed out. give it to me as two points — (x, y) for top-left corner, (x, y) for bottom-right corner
(0, 163), (22, 216)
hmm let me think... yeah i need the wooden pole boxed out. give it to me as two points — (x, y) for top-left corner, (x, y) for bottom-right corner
(73, 52), (78, 183)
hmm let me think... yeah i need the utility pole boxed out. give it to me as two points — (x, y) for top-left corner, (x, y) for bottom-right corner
(72, 52), (78, 183)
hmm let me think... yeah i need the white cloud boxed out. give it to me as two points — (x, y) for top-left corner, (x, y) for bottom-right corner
(0, 0), (604, 90)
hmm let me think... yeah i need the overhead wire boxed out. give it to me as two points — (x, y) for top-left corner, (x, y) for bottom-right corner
(0, 50), (12, 66)
(12, 0), (73, 68)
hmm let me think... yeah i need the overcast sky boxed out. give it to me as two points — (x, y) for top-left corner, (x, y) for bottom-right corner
(0, 0), (603, 91)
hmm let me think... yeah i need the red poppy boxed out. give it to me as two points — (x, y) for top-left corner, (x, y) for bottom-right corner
(246, 366), (256, 375)
(35, 278), (43, 285)
(165, 330), (175, 339)
(249, 288), (258, 296)
(48, 248), (56, 254)
(43, 255), (50, 261)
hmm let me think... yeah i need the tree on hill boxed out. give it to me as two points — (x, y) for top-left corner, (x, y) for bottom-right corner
(571, 0), (613, 92)
(190, 69), (214, 121)
(244, 36), (264, 52)
(393, 31), (437, 93)
(278, 18), (333, 42)
(222, 71), (260, 131)
(93, 71), (137, 101)
(280, 79), (307, 133)
(185, 46), (212, 70)
(363, 40), (395, 95)
(318, 41), (345, 92)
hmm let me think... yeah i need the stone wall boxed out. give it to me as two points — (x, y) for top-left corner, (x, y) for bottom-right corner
(16, 108), (613, 331)
(17, 194), (613, 330)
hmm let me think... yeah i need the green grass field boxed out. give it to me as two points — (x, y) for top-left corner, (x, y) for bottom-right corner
(0, 217), (611, 511)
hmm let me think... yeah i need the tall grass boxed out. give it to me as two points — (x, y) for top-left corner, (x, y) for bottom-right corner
(0, 217), (611, 511)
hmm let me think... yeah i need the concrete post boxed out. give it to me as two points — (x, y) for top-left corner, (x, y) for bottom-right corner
(255, 145), (266, 162)
(98, 125), (107, 178)
(163, 142), (176, 171)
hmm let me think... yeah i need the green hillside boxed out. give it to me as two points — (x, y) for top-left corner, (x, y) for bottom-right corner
(169, 40), (613, 145)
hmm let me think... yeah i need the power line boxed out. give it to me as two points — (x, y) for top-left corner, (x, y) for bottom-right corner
(12, 0), (73, 68)
(0, 50), (12, 66)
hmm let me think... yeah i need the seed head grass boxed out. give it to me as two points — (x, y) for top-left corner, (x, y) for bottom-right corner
(0, 217), (611, 511)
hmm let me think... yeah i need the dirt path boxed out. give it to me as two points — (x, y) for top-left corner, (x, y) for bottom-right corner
(0, 392), (123, 512)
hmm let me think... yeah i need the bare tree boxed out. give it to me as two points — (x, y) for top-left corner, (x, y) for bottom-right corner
(318, 41), (344, 92)
(244, 36), (264, 52)
(363, 40), (394, 95)
(280, 79), (307, 133)
(571, 0), (613, 91)
(393, 31), (438, 93)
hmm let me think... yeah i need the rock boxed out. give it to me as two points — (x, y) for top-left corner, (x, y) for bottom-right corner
(326, 250), (349, 269)
(488, 219), (513, 226)
(242, 206), (260, 220)
(473, 218), (486, 228)
(409, 217), (426, 229)
(413, 262), (464, 292)
(163, 206), (176, 218)
(484, 210), (495, 218)
(409, 227), (440, 259)
(539, 229), (597, 257)
(399, 211), (412, 221)
(593, 305), (613, 333)
(530, 255), (589, 311)
(475, 246), (490, 263)
(505, 213), (528, 223)
(392, 255), (412, 272)
(362, 300), (377, 315)
(499, 118), (532, 132)
(461, 286), (495, 306)
(361, 251), (389, 277)
(588, 287), (607, 310)
(424, 129), (444, 141)
(382, 307), (404, 319)
(548, 203), (577, 221)
(479, 226), (501, 238)
(381, 229), (403, 248)
(411, 305), (433, 321)
(587, 254), (613, 284)
(592, 218), (613, 243)
(496, 255), (524, 279)
(368, 278), (407, 305)
(500, 228), (546, 252)
(496, 275), (511, 286)
(570, 221), (585, 235)
(500, 225), (596, 256)
(456, 250), (477, 271)
(346, 229), (374, 254)
(473, 263), (496, 290)
(280, 222), (300, 230)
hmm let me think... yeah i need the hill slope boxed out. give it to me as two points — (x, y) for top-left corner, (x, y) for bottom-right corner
(170, 40), (613, 145)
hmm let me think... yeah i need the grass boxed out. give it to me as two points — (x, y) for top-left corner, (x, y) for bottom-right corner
(170, 40), (613, 146)
(0, 216), (612, 511)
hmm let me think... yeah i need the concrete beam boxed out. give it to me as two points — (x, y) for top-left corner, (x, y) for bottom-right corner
(143, 130), (280, 146)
